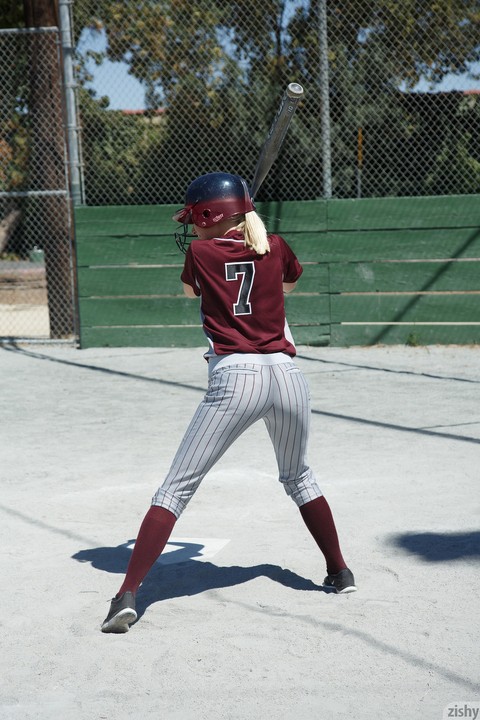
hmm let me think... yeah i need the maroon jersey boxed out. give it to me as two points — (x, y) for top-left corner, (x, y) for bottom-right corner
(181, 231), (303, 356)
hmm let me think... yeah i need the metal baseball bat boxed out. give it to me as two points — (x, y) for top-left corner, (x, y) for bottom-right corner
(250, 82), (304, 199)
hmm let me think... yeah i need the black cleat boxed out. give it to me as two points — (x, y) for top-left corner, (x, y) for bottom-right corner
(101, 591), (137, 633)
(323, 568), (357, 594)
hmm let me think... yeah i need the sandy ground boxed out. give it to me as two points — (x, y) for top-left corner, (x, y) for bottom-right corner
(0, 304), (50, 337)
(0, 262), (50, 337)
(0, 343), (479, 720)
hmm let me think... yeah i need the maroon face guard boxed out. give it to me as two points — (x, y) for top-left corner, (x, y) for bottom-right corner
(172, 205), (193, 224)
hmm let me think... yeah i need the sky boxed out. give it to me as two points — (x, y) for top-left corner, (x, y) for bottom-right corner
(77, 27), (480, 112)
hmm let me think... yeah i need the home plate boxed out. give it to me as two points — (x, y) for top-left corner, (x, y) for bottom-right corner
(126, 537), (230, 565)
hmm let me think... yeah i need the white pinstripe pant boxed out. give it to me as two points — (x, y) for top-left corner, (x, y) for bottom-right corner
(152, 362), (323, 517)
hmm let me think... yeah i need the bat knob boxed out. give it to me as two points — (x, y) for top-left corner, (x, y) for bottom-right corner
(287, 82), (304, 98)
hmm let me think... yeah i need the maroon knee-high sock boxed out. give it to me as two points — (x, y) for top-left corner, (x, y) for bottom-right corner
(117, 506), (177, 596)
(299, 496), (347, 575)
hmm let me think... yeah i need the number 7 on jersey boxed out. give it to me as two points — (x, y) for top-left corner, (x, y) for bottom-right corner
(225, 261), (255, 316)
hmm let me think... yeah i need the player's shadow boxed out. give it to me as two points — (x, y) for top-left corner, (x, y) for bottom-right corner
(72, 540), (326, 619)
(388, 530), (480, 562)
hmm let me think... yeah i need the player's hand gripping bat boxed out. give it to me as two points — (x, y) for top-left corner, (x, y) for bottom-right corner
(250, 82), (304, 199)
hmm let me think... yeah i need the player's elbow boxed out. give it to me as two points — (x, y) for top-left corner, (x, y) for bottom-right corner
(183, 283), (198, 298)
(283, 282), (297, 294)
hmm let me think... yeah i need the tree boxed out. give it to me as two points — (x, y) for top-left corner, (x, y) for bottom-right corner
(0, 2), (30, 252)
(72, 0), (480, 201)
(79, 89), (160, 205)
(0, 0), (24, 27)
(287, 0), (480, 196)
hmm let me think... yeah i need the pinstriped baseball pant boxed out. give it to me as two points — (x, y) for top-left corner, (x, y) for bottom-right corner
(152, 362), (323, 518)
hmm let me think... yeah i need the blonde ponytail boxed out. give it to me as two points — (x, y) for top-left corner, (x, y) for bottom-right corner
(233, 211), (270, 255)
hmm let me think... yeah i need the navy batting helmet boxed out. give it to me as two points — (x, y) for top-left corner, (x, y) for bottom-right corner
(173, 172), (255, 252)
(173, 172), (254, 228)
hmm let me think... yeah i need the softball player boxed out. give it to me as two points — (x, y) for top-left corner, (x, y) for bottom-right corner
(101, 172), (356, 633)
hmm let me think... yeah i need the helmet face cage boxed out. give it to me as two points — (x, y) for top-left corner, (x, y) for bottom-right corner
(175, 225), (195, 254)
(172, 172), (255, 252)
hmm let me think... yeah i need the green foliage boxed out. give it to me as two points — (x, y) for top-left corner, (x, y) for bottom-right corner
(0, 0), (25, 28)
(69, 1), (480, 203)
(426, 132), (480, 195)
(78, 89), (160, 204)
(312, 0), (480, 88)
(425, 95), (480, 195)
(406, 332), (420, 347)
(0, 50), (31, 201)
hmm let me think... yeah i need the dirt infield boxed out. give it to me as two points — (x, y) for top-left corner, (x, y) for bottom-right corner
(0, 262), (49, 337)
(1, 343), (479, 720)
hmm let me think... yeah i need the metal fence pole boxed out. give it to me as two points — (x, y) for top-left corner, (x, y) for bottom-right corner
(318, 0), (332, 198)
(58, 0), (84, 206)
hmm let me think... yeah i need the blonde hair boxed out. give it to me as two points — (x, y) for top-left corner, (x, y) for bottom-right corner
(233, 211), (270, 255)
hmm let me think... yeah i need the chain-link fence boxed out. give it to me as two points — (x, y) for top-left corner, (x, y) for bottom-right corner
(1, 2), (479, 341)
(0, 27), (76, 341)
(74, 0), (480, 206)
